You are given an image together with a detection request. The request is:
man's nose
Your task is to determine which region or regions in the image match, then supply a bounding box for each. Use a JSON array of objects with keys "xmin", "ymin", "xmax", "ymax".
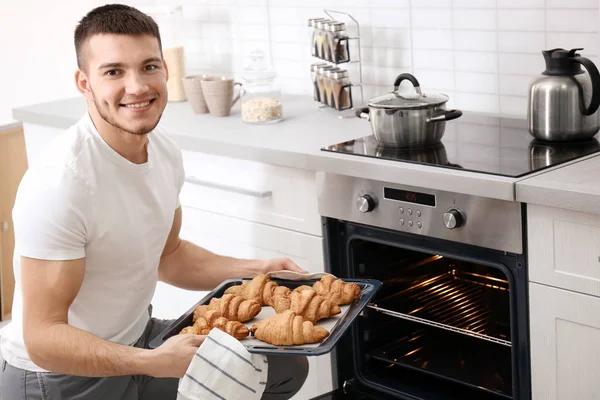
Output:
[{"xmin": 125, "ymin": 73, "xmax": 150, "ymax": 95}]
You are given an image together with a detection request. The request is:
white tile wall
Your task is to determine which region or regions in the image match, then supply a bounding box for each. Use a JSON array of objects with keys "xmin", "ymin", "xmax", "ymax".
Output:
[{"xmin": 145, "ymin": 0, "xmax": 600, "ymax": 118}]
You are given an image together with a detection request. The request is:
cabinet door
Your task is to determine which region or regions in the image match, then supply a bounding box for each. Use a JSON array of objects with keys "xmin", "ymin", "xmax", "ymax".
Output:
[
  {"xmin": 530, "ymin": 282, "xmax": 600, "ymax": 400},
  {"xmin": 180, "ymin": 150, "xmax": 321, "ymax": 236},
  {"xmin": 0, "ymin": 124, "xmax": 28, "ymax": 320},
  {"xmin": 528, "ymin": 204, "xmax": 600, "ymax": 297}
]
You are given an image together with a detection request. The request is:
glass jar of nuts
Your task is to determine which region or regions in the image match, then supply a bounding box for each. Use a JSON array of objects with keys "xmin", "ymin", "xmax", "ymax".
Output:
[{"xmin": 240, "ymin": 50, "xmax": 283, "ymax": 124}]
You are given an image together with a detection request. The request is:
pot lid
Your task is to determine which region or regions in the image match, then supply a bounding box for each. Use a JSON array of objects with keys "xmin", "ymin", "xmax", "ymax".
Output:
[{"xmin": 368, "ymin": 73, "xmax": 449, "ymax": 109}]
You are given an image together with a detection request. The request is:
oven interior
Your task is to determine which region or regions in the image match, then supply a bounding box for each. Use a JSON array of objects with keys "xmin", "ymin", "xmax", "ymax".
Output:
[{"xmin": 344, "ymin": 238, "xmax": 515, "ymax": 399}]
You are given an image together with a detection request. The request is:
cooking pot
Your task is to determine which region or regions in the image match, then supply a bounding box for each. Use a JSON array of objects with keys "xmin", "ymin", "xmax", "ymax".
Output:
[{"xmin": 356, "ymin": 73, "xmax": 463, "ymax": 148}]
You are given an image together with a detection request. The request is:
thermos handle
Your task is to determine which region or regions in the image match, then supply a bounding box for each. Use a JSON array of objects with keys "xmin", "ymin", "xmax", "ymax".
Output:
[{"xmin": 573, "ymin": 57, "xmax": 600, "ymax": 116}]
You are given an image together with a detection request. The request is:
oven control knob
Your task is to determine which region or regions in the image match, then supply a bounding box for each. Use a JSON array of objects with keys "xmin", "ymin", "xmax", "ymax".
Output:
[
  {"xmin": 356, "ymin": 195, "xmax": 375, "ymax": 213},
  {"xmin": 443, "ymin": 209, "xmax": 464, "ymax": 229}
]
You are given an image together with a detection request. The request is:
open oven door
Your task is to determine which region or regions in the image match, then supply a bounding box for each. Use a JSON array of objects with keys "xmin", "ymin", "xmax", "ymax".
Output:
[{"xmin": 310, "ymin": 379, "xmax": 397, "ymax": 400}]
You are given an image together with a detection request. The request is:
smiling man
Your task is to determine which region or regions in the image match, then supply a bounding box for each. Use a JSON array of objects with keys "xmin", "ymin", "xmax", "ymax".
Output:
[{"xmin": 0, "ymin": 4, "xmax": 308, "ymax": 400}]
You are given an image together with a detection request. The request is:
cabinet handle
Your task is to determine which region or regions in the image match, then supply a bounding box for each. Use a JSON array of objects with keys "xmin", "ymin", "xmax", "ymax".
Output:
[{"xmin": 184, "ymin": 176, "xmax": 272, "ymax": 198}]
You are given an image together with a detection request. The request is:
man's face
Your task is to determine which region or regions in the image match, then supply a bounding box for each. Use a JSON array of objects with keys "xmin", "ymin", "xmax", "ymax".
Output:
[{"xmin": 79, "ymin": 34, "xmax": 168, "ymax": 135}]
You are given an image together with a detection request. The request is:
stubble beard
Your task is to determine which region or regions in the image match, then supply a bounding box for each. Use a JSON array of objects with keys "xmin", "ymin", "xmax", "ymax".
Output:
[{"xmin": 90, "ymin": 88, "xmax": 165, "ymax": 136}]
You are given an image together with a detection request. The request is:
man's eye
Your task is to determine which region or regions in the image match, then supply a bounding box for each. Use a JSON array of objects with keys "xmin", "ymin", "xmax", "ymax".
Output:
[
  {"xmin": 105, "ymin": 70, "xmax": 119, "ymax": 76},
  {"xmin": 145, "ymin": 65, "xmax": 158, "ymax": 71}
]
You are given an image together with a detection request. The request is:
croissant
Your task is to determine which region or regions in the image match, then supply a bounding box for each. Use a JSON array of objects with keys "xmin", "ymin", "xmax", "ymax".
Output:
[
  {"xmin": 272, "ymin": 288, "xmax": 341, "ymax": 323},
  {"xmin": 179, "ymin": 326, "xmax": 201, "ymax": 335},
  {"xmin": 224, "ymin": 275, "xmax": 291, "ymax": 306},
  {"xmin": 250, "ymin": 310, "xmax": 329, "ymax": 346},
  {"xmin": 312, "ymin": 275, "xmax": 361, "ymax": 305},
  {"xmin": 293, "ymin": 285, "xmax": 313, "ymax": 294},
  {"xmin": 193, "ymin": 294, "xmax": 261, "ymax": 322},
  {"xmin": 190, "ymin": 310, "xmax": 249, "ymax": 339}
]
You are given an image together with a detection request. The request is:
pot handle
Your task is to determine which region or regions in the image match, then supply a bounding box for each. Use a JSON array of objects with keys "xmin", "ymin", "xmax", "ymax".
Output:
[
  {"xmin": 427, "ymin": 109, "xmax": 463, "ymax": 123},
  {"xmin": 394, "ymin": 73, "xmax": 422, "ymax": 95},
  {"xmin": 355, "ymin": 107, "xmax": 370, "ymax": 121},
  {"xmin": 572, "ymin": 56, "xmax": 600, "ymax": 116}
]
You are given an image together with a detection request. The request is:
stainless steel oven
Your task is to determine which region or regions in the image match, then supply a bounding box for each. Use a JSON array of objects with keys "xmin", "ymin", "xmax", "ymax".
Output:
[{"xmin": 311, "ymin": 173, "xmax": 531, "ymax": 400}]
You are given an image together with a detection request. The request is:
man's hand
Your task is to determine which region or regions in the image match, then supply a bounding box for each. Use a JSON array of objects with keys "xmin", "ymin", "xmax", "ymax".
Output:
[
  {"xmin": 146, "ymin": 334, "xmax": 206, "ymax": 378},
  {"xmin": 259, "ymin": 257, "xmax": 308, "ymax": 275}
]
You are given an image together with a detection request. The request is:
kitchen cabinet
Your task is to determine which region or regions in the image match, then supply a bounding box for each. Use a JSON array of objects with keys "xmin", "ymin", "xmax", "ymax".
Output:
[
  {"xmin": 180, "ymin": 150, "xmax": 321, "ymax": 236},
  {"xmin": 0, "ymin": 123, "xmax": 28, "ymax": 321},
  {"xmin": 529, "ymin": 282, "xmax": 600, "ymax": 400},
  {"xmin": 528, "ymin": 204, "xmax": 600, "ymax": 297}
]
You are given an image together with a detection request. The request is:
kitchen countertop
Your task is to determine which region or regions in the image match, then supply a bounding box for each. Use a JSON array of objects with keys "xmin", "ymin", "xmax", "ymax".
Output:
[
  {"xmin": 516, "ymin": 155, "xmax": 600, "ymax": 214},
  {"xmin": 12, "ymin": 94, "xmax": 600, "ymax": 205}
]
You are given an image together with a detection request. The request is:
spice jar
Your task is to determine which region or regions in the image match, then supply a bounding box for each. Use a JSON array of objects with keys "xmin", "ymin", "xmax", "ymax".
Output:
[
  {"xmin": 324, "ymin": 68, "xmax": 339, "ymax": 108},
  {"xmin": 329, "ymin": 22, "xmax": 349, "ymax": 63},
  {"xmin": 311, "ymin": 63, "xmax": 327, "ymax": 102},
  {"xmin": 332, "ymin": 69, "xmax": 352, "ymax": 110},
  {"xmin": 322, "ymin": 20, "xmax": 339, "ymax": 61},
  {"xmin": 308, "ymin": 18, "xmax": 326, "ymax": 57},
  {"xmin": 317, "ymin": 65, "xmax": 335, "ymax": 106},
  {"xmin": 315, "ymin": 20, "xmax": 331, "ymax": 60},
  {"xmin": 241, "ymin": 50, "xmax": 283, "ymax": 124}
]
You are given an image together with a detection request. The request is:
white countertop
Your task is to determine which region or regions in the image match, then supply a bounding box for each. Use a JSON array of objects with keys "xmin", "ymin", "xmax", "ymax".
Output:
[
  {"xmin": 516, "ymin": 155, "xmax": 600, "ymax": 214},
  {"xmin": 12, "ymin": 94, "xmax": 600, "ymax": 206}
]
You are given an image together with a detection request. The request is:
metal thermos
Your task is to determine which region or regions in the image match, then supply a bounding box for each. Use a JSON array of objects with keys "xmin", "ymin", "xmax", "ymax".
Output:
[{"xmin": 528, "ymin": 48, "xmax": 600, "ymax": 142}]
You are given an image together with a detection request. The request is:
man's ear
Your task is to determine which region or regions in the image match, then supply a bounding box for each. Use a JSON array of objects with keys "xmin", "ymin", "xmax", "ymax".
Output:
[{"xmin": 75, "ymin": 69, "xmax": 93, "ymax": 100}]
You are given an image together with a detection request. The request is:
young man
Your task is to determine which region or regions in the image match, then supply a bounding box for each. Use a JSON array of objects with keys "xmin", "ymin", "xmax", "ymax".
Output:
[{"xmin": 0, "ymin": 4, "xmax": 308, "ymax": 399}]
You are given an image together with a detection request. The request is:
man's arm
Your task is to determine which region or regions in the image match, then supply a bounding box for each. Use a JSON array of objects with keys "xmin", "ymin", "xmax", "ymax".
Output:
[
  {"xmin": 22, "ymin": 256, "xmax": 203, "ymax": 377},
  {"xmin": 158, "ymin": 207, "xmax": 304, "ymax": 290}
]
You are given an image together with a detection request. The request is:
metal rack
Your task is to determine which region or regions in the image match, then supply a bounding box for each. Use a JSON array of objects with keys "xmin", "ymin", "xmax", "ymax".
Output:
[
  {"xmin": 311, "ymin": 9, "xmax": 364, "ymax": 119},
  {"xmin": 368, "ymin": 270, "xmax": 512, "ymax": 347}
]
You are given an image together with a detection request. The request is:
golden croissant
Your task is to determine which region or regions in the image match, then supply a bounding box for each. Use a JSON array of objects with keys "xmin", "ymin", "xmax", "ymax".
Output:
[
  {"xmin": 250, "ymin": 310, "xmax": 329, "ymax": 346},
  {"xmin": 292, "ymin": 285, "xmax": 313, "ymax": 294},
  {"xmin": 272, "ymin": 288, "xmax": 341, "ymax": 323},
  {"xmin": 312, "ymin": 275, "xmax": 361, "ymax": 305},
  {"xmin": 224, "ymin": 275, "xmax": 291, "ymax": 306},
  {"xmin": 181, "ymin": 310, "xmax": 249, "ymax": 340},
  {"xmin": 193, "ymin": 294, "xmax": 261, "ymax": 322}
]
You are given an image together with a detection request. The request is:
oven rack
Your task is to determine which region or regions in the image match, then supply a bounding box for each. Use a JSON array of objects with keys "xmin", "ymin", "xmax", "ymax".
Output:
[{"xmin": 368, "ymin": 270, "xmax": 511, "ymax": 347}]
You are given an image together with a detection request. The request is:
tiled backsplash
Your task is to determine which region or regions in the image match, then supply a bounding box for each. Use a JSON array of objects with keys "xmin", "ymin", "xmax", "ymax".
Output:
[{"xmin": 147, "ymin": 0, "xmax": 600, "ymax": 117}]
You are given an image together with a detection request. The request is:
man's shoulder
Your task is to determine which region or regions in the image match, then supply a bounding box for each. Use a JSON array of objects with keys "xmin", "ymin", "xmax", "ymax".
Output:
[{"xmin": 25, "ymin": 116, "xmax": 95, "ymax": 193}]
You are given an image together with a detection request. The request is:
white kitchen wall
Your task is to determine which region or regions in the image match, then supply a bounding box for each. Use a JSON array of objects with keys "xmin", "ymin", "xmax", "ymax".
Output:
[
  {"xmin": 1, "ymin": 0, "xmax": 599, "ymax": 124},
  {"xmin": 151, "ymin": 0, "xmax": 600, "ymax": 118}
]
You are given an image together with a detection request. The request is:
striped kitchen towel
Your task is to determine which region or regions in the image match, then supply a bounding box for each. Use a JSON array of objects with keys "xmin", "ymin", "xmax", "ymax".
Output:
[{"xmin": 177, "ymin": 327, "xmax": 269, "ymax": 400}]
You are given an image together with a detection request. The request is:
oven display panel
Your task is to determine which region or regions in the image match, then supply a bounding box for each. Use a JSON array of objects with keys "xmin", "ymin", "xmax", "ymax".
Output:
[{"xmin": 384, "ymin": 187, "xmax": 436, "ymax": 207}]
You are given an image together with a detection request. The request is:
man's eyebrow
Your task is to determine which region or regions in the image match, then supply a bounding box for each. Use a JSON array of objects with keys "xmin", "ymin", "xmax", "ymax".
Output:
[
  {"xmin": 97, "ymin": 58, "xmax": 162, "ymax": 70},
  {"xmin": 98, "ymin": 62, "xmax": 124, "ymax": 70},
  {"xmin": 142, "ymin": 57, "xmax": 163, "ymax": 64}
]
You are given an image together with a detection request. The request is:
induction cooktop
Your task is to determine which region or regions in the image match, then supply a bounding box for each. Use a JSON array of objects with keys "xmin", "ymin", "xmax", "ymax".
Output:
[{"xmin": 321, "ymin": 113, "xmax": 600, "ymax": 178}]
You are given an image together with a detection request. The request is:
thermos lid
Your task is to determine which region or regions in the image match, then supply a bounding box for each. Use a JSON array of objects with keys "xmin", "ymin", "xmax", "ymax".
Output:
[{"xmin": 542, "ymin": 48, "xmax": 585, "ymax": 76}]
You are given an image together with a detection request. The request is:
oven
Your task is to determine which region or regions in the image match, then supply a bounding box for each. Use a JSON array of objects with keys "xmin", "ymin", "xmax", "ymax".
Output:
[{"xmin": 311, "ymin": 173, "xmax": 531, "ymax": 400}]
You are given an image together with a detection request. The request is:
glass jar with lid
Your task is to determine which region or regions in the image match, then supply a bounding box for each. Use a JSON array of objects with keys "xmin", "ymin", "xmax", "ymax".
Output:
[
  {"xmin": 241, "ymin": 50, "xmax": 283, "ymax": 124},
  {"xmin": 143, "ymin": 5, "xmax": 186, "ymax": 102}
]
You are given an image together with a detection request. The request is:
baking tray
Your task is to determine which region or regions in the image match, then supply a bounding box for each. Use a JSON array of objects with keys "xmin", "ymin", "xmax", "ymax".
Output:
[{"xmin": 148, "ymin": 277, "xmax": 381, "ymax": 356}]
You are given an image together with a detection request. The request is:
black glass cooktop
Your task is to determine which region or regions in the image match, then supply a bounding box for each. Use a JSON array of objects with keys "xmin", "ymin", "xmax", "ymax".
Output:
[{"xmin": 322, "ymin": 113, "xmax": 600, "ymax": 178}]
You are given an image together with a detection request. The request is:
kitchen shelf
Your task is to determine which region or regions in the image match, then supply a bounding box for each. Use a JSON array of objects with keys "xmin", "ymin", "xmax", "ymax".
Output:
[
  {"xmin": 368, "ymin": 269, "xmax": 511, "ymax": 346},
  {"xmin": 368, "ymin": 322, "xmax": 513, "ymax": 398}
]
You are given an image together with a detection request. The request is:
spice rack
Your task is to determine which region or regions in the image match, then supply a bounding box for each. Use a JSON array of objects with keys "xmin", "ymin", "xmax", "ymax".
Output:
[{"xmin": 309, "ymin": 9, "xmax": 364, "ymax": 119}]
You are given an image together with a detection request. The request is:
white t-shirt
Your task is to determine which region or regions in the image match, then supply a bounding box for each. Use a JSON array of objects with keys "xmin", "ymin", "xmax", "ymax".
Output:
[{"xmin": 1, "ymin": 112, "xmax": 184, "ymax": 372}]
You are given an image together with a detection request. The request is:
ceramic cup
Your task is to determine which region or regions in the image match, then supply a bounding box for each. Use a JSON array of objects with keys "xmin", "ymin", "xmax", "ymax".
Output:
[
  {"xmin": 200, "ymin": 77, "xmax": 243, "ymax": 117},
  {"xmin": 183, "ymin": 74, "xmax": 212, "ymax": 114}
]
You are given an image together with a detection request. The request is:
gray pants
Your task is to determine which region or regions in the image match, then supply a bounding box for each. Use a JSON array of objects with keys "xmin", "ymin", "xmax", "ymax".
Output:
[{"xmin": 0, "ymin": 316, "xmax": 308, "ymax": 400}]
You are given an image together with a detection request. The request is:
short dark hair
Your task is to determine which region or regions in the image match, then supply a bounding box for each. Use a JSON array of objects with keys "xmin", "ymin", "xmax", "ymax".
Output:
[{"xmin": 74, "ymin": 4, "xmax": 162, "ymax": 70}]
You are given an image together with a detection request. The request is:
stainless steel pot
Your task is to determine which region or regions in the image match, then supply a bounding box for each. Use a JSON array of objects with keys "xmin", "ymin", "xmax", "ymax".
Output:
[{"xmin": 356, "ymin": 73, "xmax": 462, "ymax": 148}]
